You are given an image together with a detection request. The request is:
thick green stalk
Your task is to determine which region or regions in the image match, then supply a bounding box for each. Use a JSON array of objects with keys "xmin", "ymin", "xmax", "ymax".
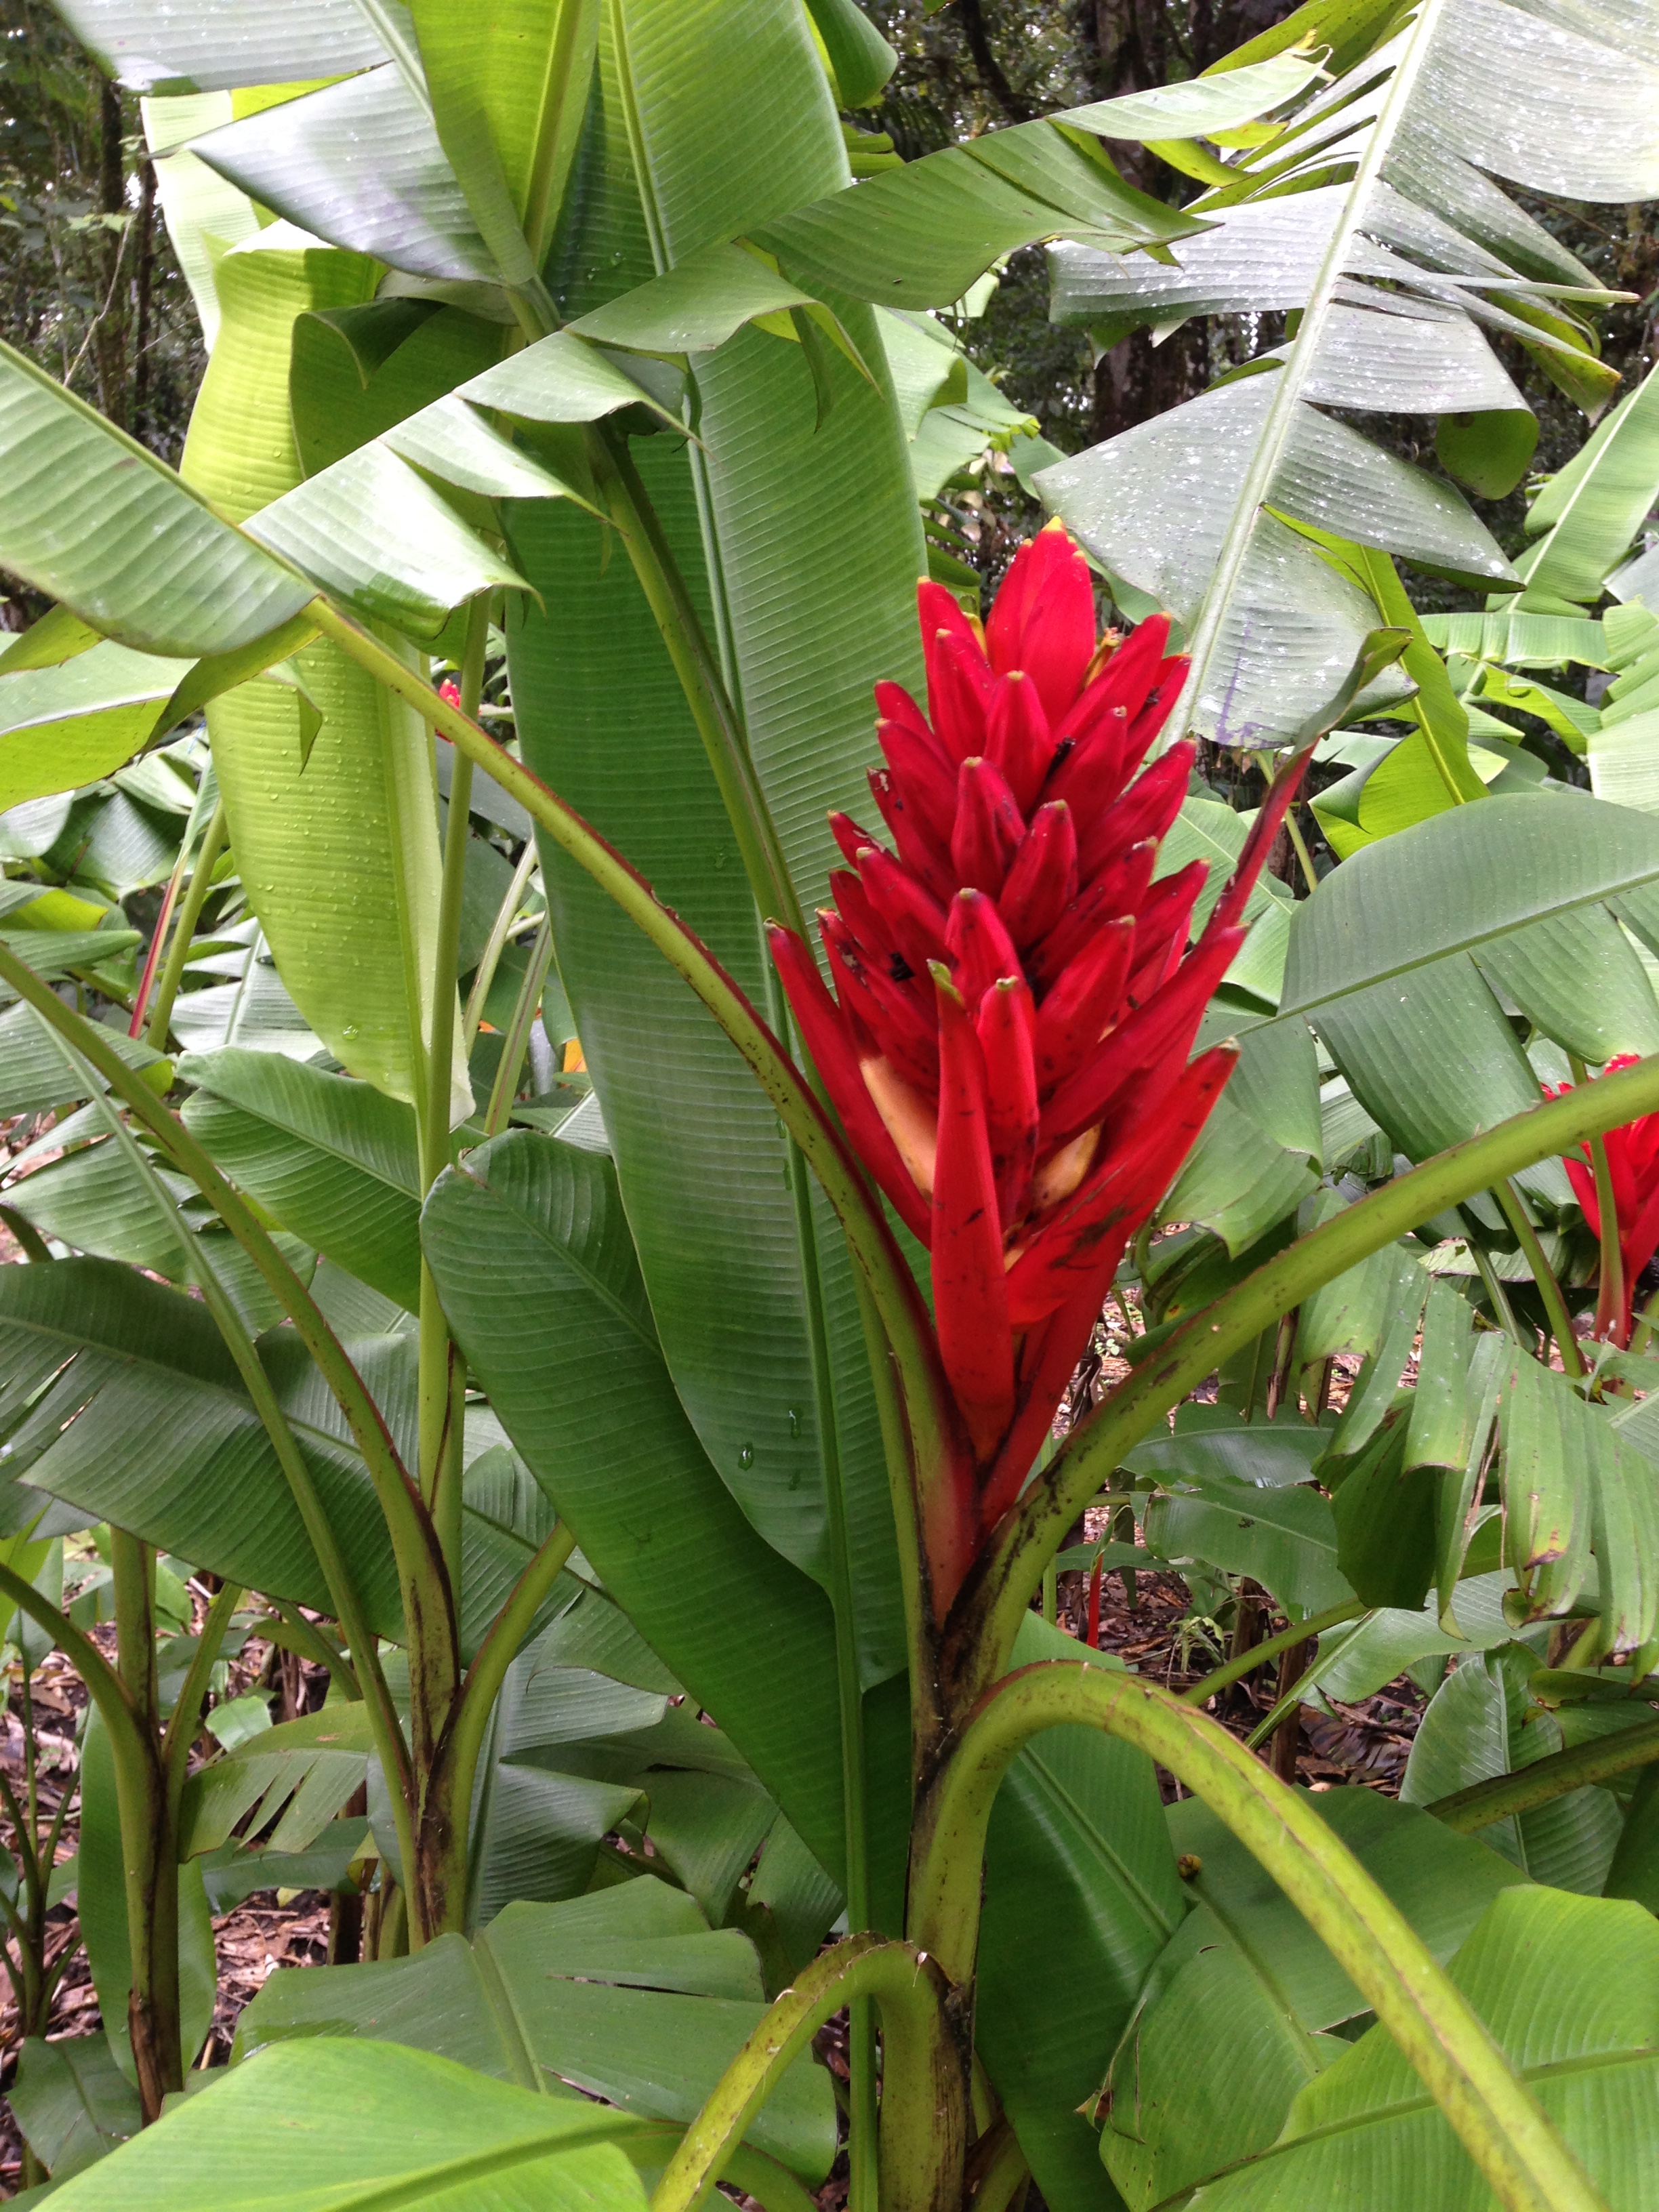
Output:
[
  {"xmin": 1429, "ymin": 1716, "xmax": 1659, "ymax": 1830},
  {"xmin": 29, "ymin": 1530, "xmax": 180, "ymax": 2118},
  {"xmin": 960, "ymin": 1054, "xmax": 1659, "ymax": 1694},
  {"xmin": 162, "ymin": 1579, "xmax": 243, "ymax": 1804},
  {"xmin": 1176, "ymin": 1599, "xmax": 1362, "ymax": 1705},
  {"xmin": 483, "ymin": 912, "xmax": 554, "ymax": 1136},
  {"xmin": 771, "ymin": 983, "xmax": 879, "ymax": 2212},
  {"xmin": 430, "ymin": 1521, "xmax": 576, "ymax": 1931},
  {"xmin": 303, "ymin": 600, "xmax": 960, "ymax": 1542},
  {"xmin": 910, "ymin": 1661, "xmax": 1606, "ymax": 2212},
  {"xmin": 420, "ymin": 598, "xmax": 490, "ymax": 1598},
  {"xmin": 463, "ymin": 840, "xmax": 538, "ymax": 1053},
  {"xmin": 1493, "ymin": 1179, "xmax": 1585, "ymax": 1378},
  {"xmin": 1571, "ymin": 1056, "xmax": 1626, "ymax": 1343},
  {"xmin": 651, "ymin": 1936, "xmax": 964, "ymax": 2212},
  {"xmin": 110, "ymin": 1531, "xmax": 158, "ymax": 1717},
  {"xmin": 144, "ymin": 801, "xmax": 228, "ymax": 1050}
]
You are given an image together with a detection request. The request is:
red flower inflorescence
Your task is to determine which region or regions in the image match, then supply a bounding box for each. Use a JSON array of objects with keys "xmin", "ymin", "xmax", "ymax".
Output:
[
  {"xmin": 1555, "ymin": 1053, "xmax": 1659, "ymax": 1346},
  {"xmin": 769, "ymin": 523, "xmax": 1306, "ymax": 1590}
]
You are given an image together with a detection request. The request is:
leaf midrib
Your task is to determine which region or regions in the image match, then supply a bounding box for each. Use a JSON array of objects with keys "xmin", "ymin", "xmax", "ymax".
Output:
[
  {"xmin": 477, "ymin": 1176, "xmax": 659, "ymax": 1355},
  {"xmin": 5, "ymin": 1316, "xmax": 380, "ymax": 1482},
  {"xmin": 1280, "ymin": 851, "xmax": 1659, "ymax": 1019},
  {"xmin": 190, "ymin": 1077, "xmax": 420, "ymax": 1200},
  {"xmin": 1015, "ymin": 1744, "xmax": 1183, "ymax": 1946}
]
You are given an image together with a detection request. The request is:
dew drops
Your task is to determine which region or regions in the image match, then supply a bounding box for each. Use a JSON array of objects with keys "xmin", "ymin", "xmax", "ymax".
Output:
[
  {"xmin": 787, "ymin": 1408, "xmax": 801, "ymax": 1439},
  {"xmin": 738, "ymin": 1442, "xmax": 754, "ymax": 1469}
]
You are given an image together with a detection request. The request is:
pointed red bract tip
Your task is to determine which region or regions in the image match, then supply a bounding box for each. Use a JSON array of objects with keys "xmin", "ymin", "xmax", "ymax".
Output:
[{"xmin": 931, "ymin": 976, "xmax": 1016, "ymax": 1457}]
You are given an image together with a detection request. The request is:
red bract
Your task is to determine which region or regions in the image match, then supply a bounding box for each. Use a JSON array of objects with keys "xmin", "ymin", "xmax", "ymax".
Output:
[
  {"xmin": 769, "ymin": 523, "xmax": 1307, "ymax": 1601},
  {"xmin": 1554, "ymin": 1053, "xmax": 1659, "ymax": 1345}
]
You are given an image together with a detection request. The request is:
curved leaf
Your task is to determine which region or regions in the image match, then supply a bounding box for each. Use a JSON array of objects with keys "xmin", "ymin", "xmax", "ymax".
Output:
[
  {"xmin": 232, "ymin": 1879, "xmax": 836, "ymax": 2182},
  {"xmin": 1191, "ymin": 1887, "xmax": 1659, "ymax": 2209},
  {"xmin": 43, "ymin": 2040, "xmax": 649, "ymax": 2212},
  {"xmin": 0, "ymin": 1258, "xmax": 403, "ymax": 1636},
  {"xmin": 1277, "ymin": 794, "xmax": 1659, "ymax": 1158},
  {"xmin": 179, "ymin": 232, "xmax": 468, "ymax": 1115},
  {"xmin": 180, "ymin": 1048, "xmax": 424, "ymax": 1310}
]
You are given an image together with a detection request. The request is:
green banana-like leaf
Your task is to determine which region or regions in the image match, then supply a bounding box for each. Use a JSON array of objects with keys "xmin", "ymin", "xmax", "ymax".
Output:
[
  {"xmin": 420, "ymin": 1131, "xmax": 888, "ymax": 1906},
  {"xmin": 179, "ymin": 1048, "xmax": 424, "ymax": 1310},
  {"xmin": 1191, "ymin": 1886, "xmax": 1659, "ymax": 2208},
  {"xmin": 1521, "ymin": 357, "xmax": 1659, "ymax": 609},
  {"xmin": 977, "ymin": 1620, "xmax": 1187, "ymax": 2212},
  {"xmin": 1277, "ymin": 794, "xmax": 1659, "ymax": 1161},
  {"xmin": 0, "ymin": 642, "xmax": 194, "ymax": 808},
  {"xmin": 504, "ymin": 1, "xmax": 912, "ymax": 1713},
  {"xmin": 1101, "ymin": 1788, "xmax": 1529, "ymax": 2211},
  {"xmin": 0, "ymin": 1258, "xmax": 403, "ymax": 1635},
  {"xmin": 142, "ymin": 90, "xmax": 263, "ymax": 350},
  {"xmin": 178, "ymin": 230, "xmax": 469, "ymax": 1116},
  {"xmin": 192, "ymin": 68, "xmax": 499, "ymax": 283},
  {"xmin": 53, "ymin": 0, "xmax": 388, "ymax": 90},
  {"xmin": 232, "ymin": 1879, "xmax": 836, "ymax": 2182},
  {"xmin": 43, "ymin": 2041, "xmax": 650, "ymax": 2212},
  {"xmin": 1038, "ymin": 0, "xmax": 1657, "ymax": 743},
  {"xmin": 179, "ymin": 1703, "xmax": 377, "ymax": 1859},
  {"xmin": 1403, "ymin": 1645, "xmax": 1626, "ymax": 1892},
  {"xmin": 0, "ymin": 337, "xmax": 312, "ymax": 657},
  {"xmin": 410, "ymin": 0, "xmax": 598, "ymax": 286},
  {"xmin": 9, "ymin": 2033, "xmax": 139, "ymax": 2183}
]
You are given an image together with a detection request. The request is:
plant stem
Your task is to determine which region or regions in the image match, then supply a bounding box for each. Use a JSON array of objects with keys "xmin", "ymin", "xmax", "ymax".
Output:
[
  {"xmin": 1428, "ymin": 1716, "xmax": 1659, "ymax": 1831},
  {"xmin": 428, "ymin": 1521, "xmax": 577, "ymax": 1935},
  {"xmin": 463, "ymin": 841, "xmax": 538, "ymax": 1053},
  {"xmin": 1492, "ymin": 1179, "xmax": 1585, "ymax": 1378},
  {"xmin": 1570, "ymin": 1055, "xmax": 1625, "ymax": 1343},
  {"xmin": 651, "ymin": 1935, "xmax": 962, "ymax": 2212},
  {"xmin": 144, "ymin": 801, "xmax": 228, "ymax": 1049},
  {"xmin": 419, "ymin": 598, "xmax": 489, "ymax": 1597},
  {"xmin": 129, "ymin": 851, "xmax": 187, "ymax": 1040},
  {"xmin": 483, "ymin": 912, "xmax": 554, "ymax": 1136},
  {"xmin": 161, "ymin": 1579, "xmax": 242, "ymax": 1803},
  {"xmin": 1177, "ymin": 1599, "xmax": 1362, "ymax": 1704},
  {"xmin": 964, "ymin": 1054, "xmax": 1659, "ymax": 1691},
  {"xmin": 106, "ymin": 1530, "xmax": 184, "ymax": 2118},
  {"xmin": 1471, "ymin": 1239, "xmax": 1523, "ymax": 1341},
  {"xmin": 910, "ymin": 1660, "xmax": 1605, "ymax": 2212}
]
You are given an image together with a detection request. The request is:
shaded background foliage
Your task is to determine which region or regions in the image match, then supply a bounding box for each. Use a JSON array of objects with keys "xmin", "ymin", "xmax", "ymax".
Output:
[{"xmin": 0, "ymin": 0, "xmax": 201, "ymax": 546}]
